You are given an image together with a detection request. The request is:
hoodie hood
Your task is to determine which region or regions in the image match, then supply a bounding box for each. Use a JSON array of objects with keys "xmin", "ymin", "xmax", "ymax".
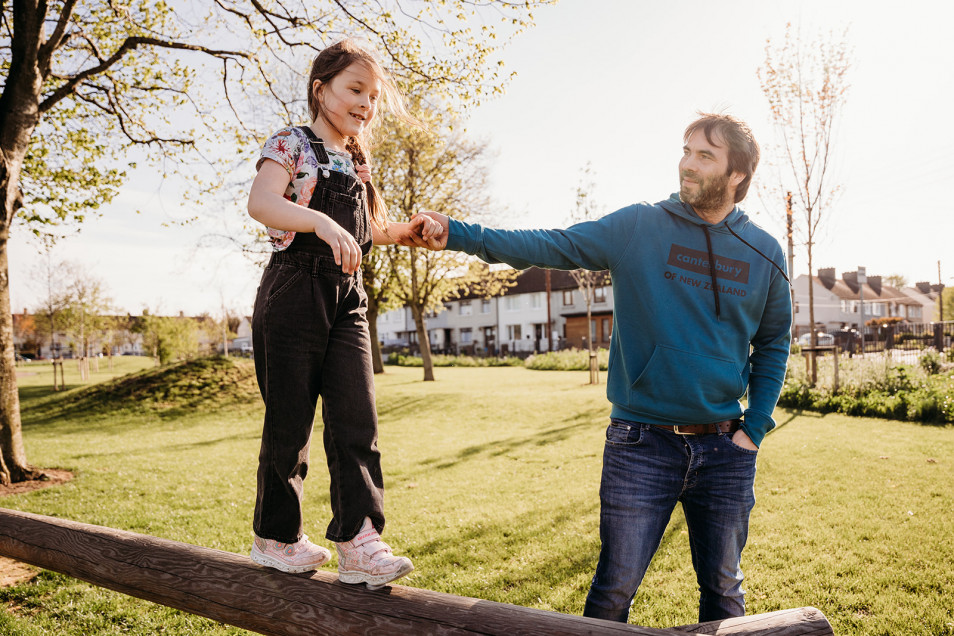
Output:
[{"xmin": 658, "ymin": 192, "xmax": 747, "ymax": 230}]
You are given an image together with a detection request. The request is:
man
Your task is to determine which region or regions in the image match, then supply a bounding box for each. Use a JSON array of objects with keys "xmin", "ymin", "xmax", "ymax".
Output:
[{"xmin": 404, "ymin": 113, "xmax": 792, "ymax": 623}]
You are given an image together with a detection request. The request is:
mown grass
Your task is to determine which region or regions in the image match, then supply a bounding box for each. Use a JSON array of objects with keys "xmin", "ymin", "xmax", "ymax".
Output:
[{"xmin": 3, "ymin": 359, "xmax": 954, "ymax": 635}]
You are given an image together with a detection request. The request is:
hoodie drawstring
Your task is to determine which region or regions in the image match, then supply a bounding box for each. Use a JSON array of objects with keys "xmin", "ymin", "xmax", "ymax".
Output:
[
  {"xmin": 725, "ymin": 221, "xmax": 791, "ymax": 284},
  {"xmin": 702, "ymin": 226, "xmax": 721, "ymax": 318}
]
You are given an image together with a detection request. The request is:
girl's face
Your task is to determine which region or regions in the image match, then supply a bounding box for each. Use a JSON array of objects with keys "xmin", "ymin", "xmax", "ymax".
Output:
[{"xmin": 314, "ymin": 62, "xmax": 381, "ymax": 143}]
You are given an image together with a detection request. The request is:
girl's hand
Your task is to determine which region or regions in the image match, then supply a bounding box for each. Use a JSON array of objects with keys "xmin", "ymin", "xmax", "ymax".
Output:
[{"xmin": 315, "ymin": 215, "xmax": 362, "ymax": 273}]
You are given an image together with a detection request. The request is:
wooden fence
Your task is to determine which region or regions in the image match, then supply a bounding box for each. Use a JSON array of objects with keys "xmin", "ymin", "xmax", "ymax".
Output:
[{"xmin": 0, "ymin": 508, "xmax": 833, "ymax": 636}]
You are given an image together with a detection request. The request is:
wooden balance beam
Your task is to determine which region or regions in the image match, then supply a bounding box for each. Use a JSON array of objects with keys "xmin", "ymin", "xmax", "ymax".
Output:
[{"xmin": 0, "ymin": 508, "xmax": 832, "ymax": 635}]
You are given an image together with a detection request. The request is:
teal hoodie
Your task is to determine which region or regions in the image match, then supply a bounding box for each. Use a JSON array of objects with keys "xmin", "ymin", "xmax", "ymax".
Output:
[{"xmin": 446, "ymin": 194, "xmax": 792, "ymax": 447}]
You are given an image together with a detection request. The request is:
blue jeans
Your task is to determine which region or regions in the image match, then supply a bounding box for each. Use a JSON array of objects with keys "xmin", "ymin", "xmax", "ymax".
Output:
[{"xmin": 583, "ymin": 419, "xmax": 757, "ymax": 623}]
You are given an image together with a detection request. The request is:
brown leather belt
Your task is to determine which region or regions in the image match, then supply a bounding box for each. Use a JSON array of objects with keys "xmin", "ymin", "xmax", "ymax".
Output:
[{"xmin": 653, "ymin": 419, "xmax": 741, "ymax": 435}]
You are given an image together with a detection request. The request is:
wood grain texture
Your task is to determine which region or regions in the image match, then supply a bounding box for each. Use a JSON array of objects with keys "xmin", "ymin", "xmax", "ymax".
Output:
[{"xmin": 0, "ymin": 508, "xmax": 831, "ymax": 635}]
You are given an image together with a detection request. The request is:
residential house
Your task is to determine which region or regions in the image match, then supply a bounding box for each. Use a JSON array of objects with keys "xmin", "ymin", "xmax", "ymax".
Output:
[
  {"xmin": 376, "ymin": 267, "xmax": 615, "ymax": 355},
  {"xmin": 900, "ymin": 281, "xmax": 944, "ymax": 322},
  {"xmin": 792, "ymin": 268, "xmax": 930, "ymax": 336}
]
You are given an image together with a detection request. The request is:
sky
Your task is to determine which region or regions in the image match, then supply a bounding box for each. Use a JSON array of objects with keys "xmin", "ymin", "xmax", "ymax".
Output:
[{"xmin": 8, "ymin": 0, "xmax": 954, "ymax": 317}]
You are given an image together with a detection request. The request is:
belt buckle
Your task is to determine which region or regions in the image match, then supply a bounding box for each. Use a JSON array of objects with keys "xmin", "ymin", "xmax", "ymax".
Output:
[{"xmin": 671, "ymin": 425, "xmax": 691, "ymax": 435}]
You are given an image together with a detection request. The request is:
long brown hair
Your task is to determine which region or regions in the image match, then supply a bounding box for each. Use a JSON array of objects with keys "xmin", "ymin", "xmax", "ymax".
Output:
[{"xmin": 307, "ymin": 39, "xmax": 412, "ymax": 233}]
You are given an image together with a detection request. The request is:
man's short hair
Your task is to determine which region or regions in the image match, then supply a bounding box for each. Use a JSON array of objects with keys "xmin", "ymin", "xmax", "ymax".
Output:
[{"xmin": 684, "ymin": 113, "xmax": 760, "ymax": 203}]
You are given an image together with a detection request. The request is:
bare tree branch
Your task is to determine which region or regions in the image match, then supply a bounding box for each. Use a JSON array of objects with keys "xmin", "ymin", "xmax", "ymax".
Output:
[{"xmin": 38, "ymin": 36, "xmax": 254, "ymax": 114}]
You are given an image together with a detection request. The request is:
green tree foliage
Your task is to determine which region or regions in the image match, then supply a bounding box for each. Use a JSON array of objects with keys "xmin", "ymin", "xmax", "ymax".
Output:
[
  {"xmin": 373, "ymin": 101, "xmax": 515, "ymax": 381},
  {"xmin": 941, "ymin": 286, "xmax": 953, "ymax": 323},
  {"xmin": 58, "ymin": 267, "xmax": 114, "ymax": 359},
  {"xmin": 134, "ymin": 313, "xmax": 200, "ymax": 365},
  {"xmin": 0, "ymin": 0, "xmax": 553, "ymax": 483}
]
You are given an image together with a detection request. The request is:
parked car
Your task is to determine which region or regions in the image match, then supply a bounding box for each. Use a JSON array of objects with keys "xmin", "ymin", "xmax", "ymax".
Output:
[{"xmin": 798, "ymin": 332, "xmax": 835, "ymax": 347}]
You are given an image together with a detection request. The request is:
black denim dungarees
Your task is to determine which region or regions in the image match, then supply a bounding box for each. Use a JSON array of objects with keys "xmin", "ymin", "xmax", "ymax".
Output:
[{"xmin": 251, "ymin": 127, "xmax": 383, "ymax": 544}]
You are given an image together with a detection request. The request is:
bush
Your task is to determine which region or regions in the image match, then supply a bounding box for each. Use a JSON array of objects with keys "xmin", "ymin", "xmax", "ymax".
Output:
[
  {"xmin": 524, "ymin": 348, "xmax": 609, "ymax": 371},
  {"xmin": 920, "ymin": 349, "xmax": 942, "ymax": 375},
  {"xmin": 386, "ymin": 353, "xmax": 524, "ymax": 368},
  {"xmin": 778, "ymin": 351, "xmax": 954, "ymax": 424}
]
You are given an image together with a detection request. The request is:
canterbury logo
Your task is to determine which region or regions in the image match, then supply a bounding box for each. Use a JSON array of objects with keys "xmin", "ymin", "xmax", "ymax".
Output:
[{"xmin": 666, "ymin": 244, "xmax": 750, "ymax": 284}]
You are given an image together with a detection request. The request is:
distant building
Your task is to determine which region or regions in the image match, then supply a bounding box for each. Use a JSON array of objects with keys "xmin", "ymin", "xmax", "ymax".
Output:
[
  {"xmin": 376, "ymin": 268, "xmax": 614, "ymax": 355},
  {"xmin": 792, "ymin": 268, "xmax": 936, "ymax": 336}
]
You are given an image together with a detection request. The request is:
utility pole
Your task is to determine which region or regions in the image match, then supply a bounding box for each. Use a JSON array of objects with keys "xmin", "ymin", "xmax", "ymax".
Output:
[
  {"xmin": 858, "ymin": 266, "xmax": 866, "ymax": 356},
  {"xmin": 939, "ymin": 260, "xmax": 945, "ymax": 323},
  {"xmin": 545, "ymin": 269, "xmax": 553, "ymax": 351}
]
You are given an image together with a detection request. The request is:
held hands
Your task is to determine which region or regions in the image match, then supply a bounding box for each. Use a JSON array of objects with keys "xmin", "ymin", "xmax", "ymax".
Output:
[{"xmin": 396, "ymin": 211, "xmax": 449, "ymax": 250}]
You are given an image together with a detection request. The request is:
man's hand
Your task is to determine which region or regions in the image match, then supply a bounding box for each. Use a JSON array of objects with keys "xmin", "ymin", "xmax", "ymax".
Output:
[
  {"xmin": 732, "ymin": 428, "xmax": 758, "ymax": 451},
  {"xmin": 398, "ymin": 211, "xmax": 449, "ymax": 250}
]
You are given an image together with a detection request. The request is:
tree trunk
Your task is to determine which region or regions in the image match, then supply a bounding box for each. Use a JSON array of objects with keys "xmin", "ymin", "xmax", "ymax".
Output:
[
  {"xmin": 0, "ymin": 235, "xmax": 43, "ymax": 485},
  {"xmin": 367, "ymin": 294, "xmax": 384, "ymax": 374},
  {"xmin": 410, "ymin": 305, "xmax": 434, "ymax": 382},
  {"xmin": 585, "ymin": 289, "xmax": 598, "ymax": 385},
  {"xmin": 807, "ymin": 247, "xmax": 817, "ymax": 386}
]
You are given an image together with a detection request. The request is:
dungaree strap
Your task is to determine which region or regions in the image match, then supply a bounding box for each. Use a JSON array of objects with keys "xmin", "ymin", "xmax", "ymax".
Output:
[{"xmin": 298, "ymin": 125, "xmax": 331, "ymax": 165}]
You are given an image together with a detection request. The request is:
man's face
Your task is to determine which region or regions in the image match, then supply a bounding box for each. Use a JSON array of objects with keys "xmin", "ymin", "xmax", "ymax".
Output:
[{"xmin": 678, "ymin": 128, "xmax": 739, "ymax": 212}]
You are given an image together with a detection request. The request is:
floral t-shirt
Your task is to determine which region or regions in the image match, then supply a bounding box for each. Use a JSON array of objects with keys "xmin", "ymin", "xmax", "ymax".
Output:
[{"xmin": 257, "ymin": 126, "xmax": 358, "ymax": 251}]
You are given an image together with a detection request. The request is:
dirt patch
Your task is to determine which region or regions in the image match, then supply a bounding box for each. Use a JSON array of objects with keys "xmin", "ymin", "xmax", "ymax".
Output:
[
  {"xmin": 0, "ymin": 557, "xmax": 37, "ymax": 587},
  {"xmin": 0, "ymin": 468, "xmax": 73, "ymax": 587},
  {"xmin": 0, "ymin": 468, "xmax": 73, "ymax": 498}
]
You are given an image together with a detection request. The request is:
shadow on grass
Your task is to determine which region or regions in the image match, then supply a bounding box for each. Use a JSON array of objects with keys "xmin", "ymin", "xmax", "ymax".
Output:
[
  {"xmin": 408, "ymin": 497, "xmax": 602, "ymax": 607},
  {"xmin": 413, "ymin": 407, "xmax": 606, "ymax": 472}
]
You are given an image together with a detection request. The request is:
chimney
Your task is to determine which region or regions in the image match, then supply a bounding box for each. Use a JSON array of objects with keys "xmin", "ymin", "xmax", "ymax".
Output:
[
  {"xmin": 818, "ymin": 267, "xmax": 836, "ymax": 290},
  {"xmin": 868, "ymin": 276, "xmax": 882, "ymax": 296},
  {"xmin": 842, "ymin": 271, "xmax": 859, "ymax": 294},
  {"xmin": 915, "ymin": 282, "xmax": 931, "ymax": 294}
]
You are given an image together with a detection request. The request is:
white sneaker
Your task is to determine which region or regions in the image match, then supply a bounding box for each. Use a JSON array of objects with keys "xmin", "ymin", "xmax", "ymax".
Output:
[
  {"xmin": 336, "ymin": 518, "xmax": 414, "ymax": 590},
  {"xmin": 250, "ymin": 534, "xmax": 331, "ymax": 573}
]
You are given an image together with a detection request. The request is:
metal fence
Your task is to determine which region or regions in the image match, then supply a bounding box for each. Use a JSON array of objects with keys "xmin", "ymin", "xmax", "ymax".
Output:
[{"xmin": 854, "ymin": 321, "xmax": 953, "ymax": 356}]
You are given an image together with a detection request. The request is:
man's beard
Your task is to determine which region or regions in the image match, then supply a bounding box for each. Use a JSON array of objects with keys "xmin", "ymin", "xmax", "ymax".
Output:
[{"xmin": 680, "ymin": 170, "xmax": 732, "ymax": 214}]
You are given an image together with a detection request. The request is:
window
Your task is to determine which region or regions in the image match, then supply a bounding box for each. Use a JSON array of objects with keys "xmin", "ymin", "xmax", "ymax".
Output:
[
  {"xmin": 530, "ymin": 292, "xmax": 544, "ymax": 309},
  {"xmin": 562, "ymin": 290, "xmax": 574, "ymax": 306},
  {"xmin": 594, "ymin": 286, "xmax": 607, "ymax": 303},
  {"xmin": 508, "ymin": 324, "xmax": 522, "ymax": 340},
  {"xmin": 459, "ymin": 300, "xmax": 472, "ymax": 316},
  {"xmin": 504, "ymin": 296, "xmax": 520, "ymax": 311},
  {"xmin": 590, "ymin": 319, "xmax": 597, "ymax": 343},
  {"xmin": 481, "ymin": 299, "xmax": 492, "ymax": 314},
  {"xmin": 460, "ymin": 328, "xmax": 473, "ymax": 344},
  {"xmin": 602, "ymin": 318, "xmax": 611, "ymax": 342}
]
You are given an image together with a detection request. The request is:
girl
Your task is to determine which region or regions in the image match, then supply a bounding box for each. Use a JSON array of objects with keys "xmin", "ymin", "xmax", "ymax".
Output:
[{"xmin": 246, "ymin": 39, "xmax": 439, "ymax": 589}]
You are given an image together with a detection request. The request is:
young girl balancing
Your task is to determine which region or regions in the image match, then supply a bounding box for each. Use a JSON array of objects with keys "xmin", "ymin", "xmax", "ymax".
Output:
[{"xmin": 246, "ymin": 39, "xmax": 439, "ymax": 589}]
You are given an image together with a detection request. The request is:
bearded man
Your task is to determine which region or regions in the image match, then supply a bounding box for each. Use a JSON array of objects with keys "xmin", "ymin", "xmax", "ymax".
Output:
[{"xmin": 405, "ymin": 113, "xmax": 792, "ymax": 624}]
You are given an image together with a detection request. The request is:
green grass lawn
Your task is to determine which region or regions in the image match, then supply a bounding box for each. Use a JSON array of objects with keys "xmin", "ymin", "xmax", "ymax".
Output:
[{"xmin": 3, "ymin": 359, "xmax": 953, "ymax": 635}]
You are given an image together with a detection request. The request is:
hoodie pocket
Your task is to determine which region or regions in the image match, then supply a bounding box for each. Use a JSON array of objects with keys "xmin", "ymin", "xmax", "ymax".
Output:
[{"xmin": 630, "ymin": 345, "xmax": 744, "ymax": 422}]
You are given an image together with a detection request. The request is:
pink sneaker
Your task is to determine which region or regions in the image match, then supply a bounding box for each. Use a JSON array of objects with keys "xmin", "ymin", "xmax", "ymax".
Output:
[
  {"xmin": 336, "ymin": 518, "xmax": 414, "ymax": 590},
  {"xmin": 250, "ymin": 534, "xmax": 331, "ymax": 573}
]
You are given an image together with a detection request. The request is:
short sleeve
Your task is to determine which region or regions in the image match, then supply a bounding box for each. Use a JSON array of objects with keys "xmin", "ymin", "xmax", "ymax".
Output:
[{"xmin": 257, "ymin": 127, "xmax": 306, "ymax": 175}]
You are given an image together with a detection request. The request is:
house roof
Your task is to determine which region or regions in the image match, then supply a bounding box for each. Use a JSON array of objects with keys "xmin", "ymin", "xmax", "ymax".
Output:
[
  {"xmin": 458, "ymin": 267, "xmax": 604, "ymax": 299},
  {"xmin": 811, "ymin": 270, "xmax": 919, "ymax": 305}
]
